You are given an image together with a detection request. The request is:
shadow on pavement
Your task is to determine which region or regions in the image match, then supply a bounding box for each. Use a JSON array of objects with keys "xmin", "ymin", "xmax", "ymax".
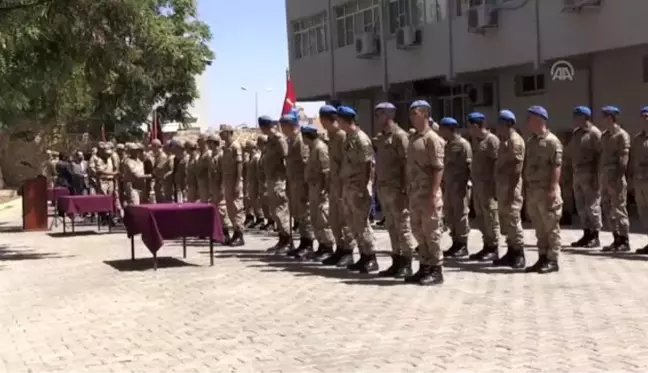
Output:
[
  {"xmin": 48, "ymin": 231, "xmax": 100, "ymax": 238},
  {"xmin": 103, "ymin": 257, "xmax": 198, "ymax": 271},
  {"xmin": 205, "ymin": 249, "xmax": 268, "ymax": 259},
  {"xmin": 257, "ymin": 260, "xmax": 379, "ymax": 280},
  {"xmin": 444, "ymin": 260, "xmax": 524, "ymax": 274},
  {"xmin": 562, "ymin": 248, "xmax": 648, "ymax": 262},
  {"xmin": 0, "ymin": 225, "xmax": 23, "ymax": 233},
  {"xmin": 0, "ymin": 244, "xmax": 72, "ymax": 262}
]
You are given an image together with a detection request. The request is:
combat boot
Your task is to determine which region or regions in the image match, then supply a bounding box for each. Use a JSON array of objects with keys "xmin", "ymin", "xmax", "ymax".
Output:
[
  {"xmin": 395, "ymin": 256, "xmax": 413, "ymax": 278},
  {"xmin": 260, "ymin": 219, "xmax": 274, "ymax": 231},
  {"xmin": 250, "ymin": 217, "xmax": 264, "ymax": 228},
  {"xmin": 493, "ymin": 246, "xmax": 526, "ymax": 269},
  {"xmin": 586, "ymin": 230, "xmax": 601, "ymax": 248},
  {"xmin": 442, "ymin": 241, "xmax": 458, "ymax": 258},
  {"xmin": 447, "ymin": 241, "xmax": 469, "ymax": 258},
  {"xmin": 636, "ymin": 244, "xmax": 648, "ymax": 255},
  {"xmin": 244, "ymin": 215, "xmax": 254, "ymax": 227},
  {"xmin": 228, "ymin": 230, "xmax": 245, "ymax": 247},
  {"xmin": 538, "ymin": 258, "xmax": 559, "ymax": 274},
  {"xmin": 405, "ymin": 264, "xmax": 428, "ymax": 284},
  {"xmin": 616, "ymin": 235, "xmax": 631, "ymax": 252},
  {"xmin": 468, "ymin": 244, "xmax": 498, "ymax": 261},
  {"xmin": 308, "ymin": 243, "xmax": 334, "ymax": 261},
  {"xmin": 419, "ymin": 265, "xmax": 444, "ymax": 286},
  {"xmin": 378, "ymin": 255, "xmax": 402, "ymax": 277},
  {"xmin": 335, "ymin": 249, "xmax": 355, "ymax": 268},
  {"xmin": 290, "ymin": 238, "xmax": 314, "ymax": 260},
  {"xmin": 272, "ymin": 234, "xmax": 291, "ymax": 256},
  {"xmin": 347, "ymin": 254, "xmax": 378, "ymax": 273},
  {"xmin": 222, "ymin": 227, "xmax": 232, "ymax": 246},
  {"xmin": 570, "ymin": 229, "xmax": 591, "ymax": 248},
  {"xmin": 492, "ymin": 246, "xmax": 515, "ymax": 267},
  {"xmin": 524, "ymin": 255, "xmax": 547, "ymax": 273},
  {"xmin": 322, "ymin": 246, "xmax": 344, "ymax": 265},
  {"xmin": 602, "ymin": 232, "xmax": 620, "ymax": 252}
]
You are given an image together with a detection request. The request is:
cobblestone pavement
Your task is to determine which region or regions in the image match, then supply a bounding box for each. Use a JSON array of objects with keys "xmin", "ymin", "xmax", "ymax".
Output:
[{"xmin": 2, "ymin": 201, "xmax": 648, "ymax": 372}]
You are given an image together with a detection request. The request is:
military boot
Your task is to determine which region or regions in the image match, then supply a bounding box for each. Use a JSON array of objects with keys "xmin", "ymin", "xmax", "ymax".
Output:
[
  {"xmin": 378, "ymin": 255, "xmax": 402, "ymax": 277},
  {"xmin": 405, "ymin": 264, "xmax": 428, "ymax": 284},
  {"xmin": 492, "ymin": 246, "xmax": 515, "ymax": 267},
  {"xmin": 447, "ymin": 241, "xmax": 469, "ymax": 258},
  {"xmin": 468, "ymin": 244, "xmax": 498, "ymax": 261},
  {"xmin": 538, "ymin": 258, "xmax": 559, "ymax": 274},
  {"xmin": 602, "ymin": 232, "xmax": 620, "ymax": 252},
  {"xmin": 616, "ymin": 235, "xmax": 631, "ymax": 252},
  {"xmin": 244, "ymin": 215, "xmax": 254, "ymax": 227},
  {"xmin": 272, "ymin": 234, "xmax": 291, "ymax": 256},
  {"xmin": 442, "ymin": 241, "xmax": 458, "ymax": 258},
  {"xmin": 250, "ymin": 217, "xmax": 264, "ymax": 228},
  {"xmin": 586, "ymin": 230, "xmax": 601, "ymax": 248},
  {"xmin": 308, "ymin": 243, "xmax": 334, "ymax": 261},
  {"xmin": 290, "ymin": 238, "xmax": 314, "ymax": 260},
  {"xmin": 228, "ymin": 230, "xmax": 245, "ymax": 247},
  {"xmin": 260, "ymin": 219, "xmax": 274, "ymax": 231},
  {"xmin": 636, "ymin": 244, "xmax": 648, "ymax": 255},
  {"xmin": 395, "ymin": 256, "xmax": 413, "ymax": 278},
  {"xmin": 570, "ymin": 229, "xmax": 591, "ymax": 248},
  {"xmin": 347, "ymin": 254, "xmax": 378, "ymax": 273},
  {"xmin": 335, "ymin": 249, "xmax": 355, "ymax": 267},
  {"xmin": 222, "ymin": 228, "xmax": 232, "ymax": 245},
  {"xmin": 493, "ymin": 246, "xmax": 526, "ymax": 269},
  {"xmin": 524, "ymin": 255, "xmax": 547, "ymax": 273},
  {"xmin": 419, "ymin": 265, "xmax": 444, "ymax": 286},
  {"xmin": 322, "ymin": 246, "xmax": 344, "ymax": 266}
]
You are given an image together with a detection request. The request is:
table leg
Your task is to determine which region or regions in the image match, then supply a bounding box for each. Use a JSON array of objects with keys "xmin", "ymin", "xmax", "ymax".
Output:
[
  {"xmin": 130, "ymin": 236, "xmax": 135, "ymax": 261},
  {"xmin": 53, "ymin": 201, "xmax": 59, "ymax": 228},
  {"xmin": 209, "ymin": 238, "xmax": 214, "ymax": 266},
  {"xmin": 63, "ymin": 216, "xmax": 67, "ymax": 234},
  {"xmin": 108, "ymin": 213, "xmax": 112, "ymax": 233},
  {"xmin": 153, "ymin": 252, "xmax": 157, "ymax": 271},
  {"xmin": 182, "ymin": 237, "xmax": 187, "ymax": 258},
  {"xmin": 97, "ymin": 214, "xmax": 101, "ymax": 231},
  {"xmin": 71, "ymin": 215, "xmax": 75, "ymax": 233}
]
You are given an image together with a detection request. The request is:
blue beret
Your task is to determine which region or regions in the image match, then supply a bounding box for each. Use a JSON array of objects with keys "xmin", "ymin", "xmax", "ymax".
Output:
[
  {"xmin": 527, "ymin": 105, "xmax": 549, "ymax": 120},
  {"xmin": 258, "ymin": 115, "xmax": 273, "ymax": 126},
  {"xmin": 300, "ymin": 124, "xmax": 318, "ymax": 134},
  {"xmin": 337, "ymin": 105, "xmax": 356, "ymax": 118},
  {"xmin": 375, "ymin": 102, "xmax": 396, "ymax": 110},
  {"xmin": 279, "ymin": 114, "xmax": 298, "ymax": 124},
  {"xmin": 319, "ymin": 105, "xmax": 337, "ymax": 115},
  {"xmin": 440, "ymin": 117, "xmax": 459, "ymax": 127},
  {"xmin": 409, "ymin": 100, "xmax": 431, "ymax": 110},
  {"xmin": 573, "ymin": 106, "xmax": 592, "ymax": 117},
  {"xmin": 467, "ymin": 112, "xmax": 486, "ymax": 122},
  {"xmin": 641, "ymin": 106, "xmax": 648, "ymax": 115},
  {"xmin": 498, "ymin": 110, "xmax": 516, "ymax": 123},
  {"xmin": 601, "ymin": 105, "xmax": 620, "ymax": 115}
]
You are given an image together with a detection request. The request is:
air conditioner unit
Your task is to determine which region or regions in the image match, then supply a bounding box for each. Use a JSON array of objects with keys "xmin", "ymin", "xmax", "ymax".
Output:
[
  {"xmin": 467, "ymin": 4, "xmax": 499, "ymax": 33},
  {"xmin": 355, "ymin": 32, "xmax": 380, "ymax": 58},
  {"xmin": 396, "ymin": 26, "xmax": 422, "ymax": 49},
  {"xmin": 562, "ymin": 0, "xmax": 602, "ymax": 12},
  {"xmin": 465, "ymin": 83, "xmax": 494, "ymax": 107}
]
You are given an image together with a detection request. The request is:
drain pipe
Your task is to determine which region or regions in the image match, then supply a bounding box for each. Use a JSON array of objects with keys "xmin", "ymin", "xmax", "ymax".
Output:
[
  {"xmin": 533, "ymin": 0, "xmax": 541, "ymax": 69},
  {"xmin": 447, "ymin": 0, "xmax": 455, "ymax": 81},
  {"xmin": 379, "ymin": 0, "xmax": 389, "ymax": 100},
  {"xmin": 327, "ymin": 0, "xmax": 336, "ymax": 100}
]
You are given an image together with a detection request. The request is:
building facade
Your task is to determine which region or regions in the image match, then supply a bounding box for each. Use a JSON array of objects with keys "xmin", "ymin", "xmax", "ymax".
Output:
[{"xmin": 286, "ymin": 0, "xmax": 648, "ymax": 136}]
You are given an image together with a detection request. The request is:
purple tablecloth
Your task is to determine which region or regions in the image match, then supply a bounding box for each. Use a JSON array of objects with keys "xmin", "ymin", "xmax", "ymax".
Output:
[
  {"xmin": 47, "ymin": 187, "xmax": 70, "ymax": 202},
  {"xmin": 124, "ymin": 203, "xmax": 224, "ymax": 254},
  {"xmin": 58, "ymin": 195, "xmax": 115, "ymax": 215}
]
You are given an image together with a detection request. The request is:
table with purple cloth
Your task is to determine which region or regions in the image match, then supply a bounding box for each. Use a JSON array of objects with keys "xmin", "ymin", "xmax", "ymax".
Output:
[
  {"xmin": 123, "ymin": 203, "xmax": 224, "ymax": 269},
  {"xmin": 57, "ymin": 195, "xmax": 115, "ymax": 233},
  {"xmin": 47, "ymin": 187, "xmax": 70, "ymax": 202}
]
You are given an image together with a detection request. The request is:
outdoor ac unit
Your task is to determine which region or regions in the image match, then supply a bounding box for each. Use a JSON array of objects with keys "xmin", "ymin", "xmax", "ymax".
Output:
[
  {"xmin": 467, "ymin": 4, "xmax": 499, "ymax": 33},
  {"xmin": 562, "ymin": 0, "xmax": 602, "ymax": 12},
  {"xmin": 465, "ymin": 83, "xmax": 494, "ymax": 107},
  {"xmin": 396, "ymin": 26, "xmax": 422, "ymax": 49},
  {"xmin": 355, "ymin": 32, "xmax": 380, "ymax": 58}
]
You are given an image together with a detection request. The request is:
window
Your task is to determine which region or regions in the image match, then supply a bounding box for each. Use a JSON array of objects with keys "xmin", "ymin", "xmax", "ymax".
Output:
[
  {"xmin": 424, "ymin": 0, "xmax": 447, "ymax": 23},
  {"xmin": 292, "ymin": 12, "xmax": 328, "ymax": 59},
  {"xmin": 389, "ymin": 0, "xmax": 437, "ymax": 32},
  {"xmin": 334, "ymin": 0, "xmax": 381, "ymax": 48},
  {"xmin": 515, "ymin": 74, "xmax": 546, "ymax": 96}
]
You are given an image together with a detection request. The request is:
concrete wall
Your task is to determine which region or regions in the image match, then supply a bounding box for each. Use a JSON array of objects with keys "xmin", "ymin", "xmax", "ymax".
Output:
[{"xmin": 287, "ymin": 0, "xmax": 648, "ymax": 100}]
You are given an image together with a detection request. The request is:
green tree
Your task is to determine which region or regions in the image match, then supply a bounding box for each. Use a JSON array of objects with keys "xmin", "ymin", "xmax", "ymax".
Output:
[{"xmin": 0, "ymin": 0, "xmax": 213, "ymax": 135}]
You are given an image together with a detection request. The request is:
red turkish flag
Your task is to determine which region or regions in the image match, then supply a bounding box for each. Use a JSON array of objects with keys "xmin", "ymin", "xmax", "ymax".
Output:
[{"xmin": 281, "ymin": 70, "xmax": 296, "ymax": 116}]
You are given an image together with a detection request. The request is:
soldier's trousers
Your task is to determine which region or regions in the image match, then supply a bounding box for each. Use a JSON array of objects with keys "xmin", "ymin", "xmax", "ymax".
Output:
[
  {"xmin": 248, "ymin": 187, "xmax": 264, "ymax": 219},
  {"xmin": 341, "ymin": 185, "xmax": 375, "ymax": 255},
  {"xmin": 410, "ymin": 197, "xmax": 443, "ymax": 266},
  {"xmin": 197, "ymin": 180, "xmax": 210, "ymax": 202},
  {"xmin": 472, "ymin": 183, "xmax": 500, "ymax": 246},
  {"xmin": 601, "ymin": 178, "xmax": 629, "ymax": 236},
  {"xmin": 187, "ymin": 181, "xmax": 198, "ymax": 202},
  {"xmin": 289, "ymin": 179, "xmax": 314, "ymax": 239},
  {"xmin": 154, "ymin": 182, "xmax": 166, "ymax": 203},
  {"xmin": 260, "ymin": 187, "xmax": 270, "ymax": 220},
  {"xmin": 224, "ymin": 183, "xmax": 245, "ymax": 231},
  {"xmin": 634, "ymin": 180, "xmax": 648, "ymax": 234},
  {"xmin": 212, "ymin": 188, "xmax": 232, "ymax": 230},
  {"xmin": 124, "ymin": 186, "xmax": 144, "ymax": 206},
  {"xmin": 442, "ymin": 184, "xmax": 471, "ymax": 244},
  {"xmin": 308, "ymin": 185, "xmax": 334, "ymax": 246},
  {"xmin": 267, "ymin": 179, "xmax": 290, "ymax": 235},
  {"xmin": 496, "ymin": 190, "xmax": 525, "ymax": 249},
  {"xmin": 526, "ymin": 188, "xmax": 562, "ymax": 261},
  {"xmin": 377, "ymin": 186, "xmax": 417, "ymax": 257},
  {"xmin": 573, "ymin": 176, "xmax": 602, "ymax": 230},
  {"xmin": 330, "ymin": 180, "xmax": 356, "ymax": 249}
]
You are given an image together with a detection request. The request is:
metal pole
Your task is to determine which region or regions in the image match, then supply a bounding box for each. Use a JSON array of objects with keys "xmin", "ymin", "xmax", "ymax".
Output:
[
  {"xmin": 379, "ymin": 0, "xmax": 389, "ymax": 100},
  {"xmin": 254, "ymin": 91, "xmax": 259, "ymax": 123}
]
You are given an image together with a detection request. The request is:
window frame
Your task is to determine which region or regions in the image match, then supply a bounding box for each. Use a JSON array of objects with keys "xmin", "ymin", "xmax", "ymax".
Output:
[
  {"xmin": 334, "ymin": 0, "xmax": 381, "ymax": 48},
  {"xmin": 514, "ymin": 73, "xmax": 546, "ymax": 97},
  {"xmin": 292, "ymin": 11, "xmax": 329, "ymax": 60}
]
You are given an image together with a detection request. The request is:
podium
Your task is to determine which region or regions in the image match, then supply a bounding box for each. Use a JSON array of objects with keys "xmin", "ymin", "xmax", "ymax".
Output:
[{"xmin": 22, "ymin": 175, "xmax": 48, "ymax": 231}]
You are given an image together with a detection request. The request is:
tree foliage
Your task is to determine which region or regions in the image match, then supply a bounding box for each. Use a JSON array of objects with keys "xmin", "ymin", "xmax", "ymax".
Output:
[{"xmin": 0, "ymin": 0, "xmax": 213, "ymax": 134}]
